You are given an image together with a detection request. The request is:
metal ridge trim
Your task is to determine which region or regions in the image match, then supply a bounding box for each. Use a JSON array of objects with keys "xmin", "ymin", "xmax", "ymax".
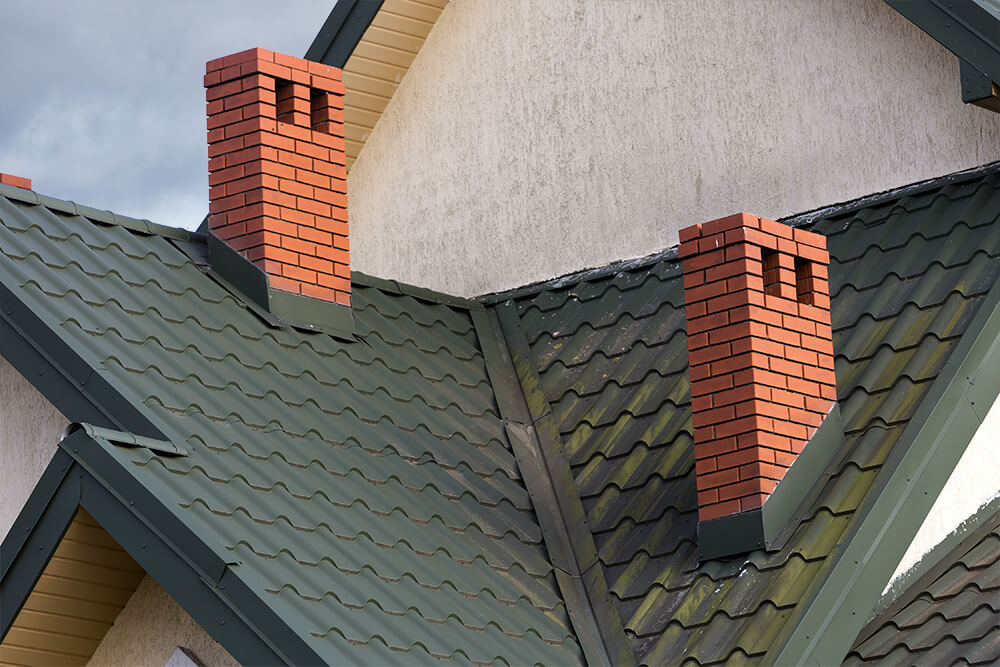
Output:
[
  {"xmin": 473, "ymin": 304, "xmax": 636, "ymax": 667},
  {"xmin": 769, "ymin": 259, "xmax": 1000, "ymax": 666},
  {"xmin": 305, "ymin": 0, "xmax": 385, "ymax": 68}
]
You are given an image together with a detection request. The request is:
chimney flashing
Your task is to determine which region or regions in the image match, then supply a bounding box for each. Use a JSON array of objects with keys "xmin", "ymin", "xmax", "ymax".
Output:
[
  {"xmin": 698, "ymin": 403, "xmax": 843, "ymax": 560},
  {"xmin": 206, "ymin": 233, "xmax": 355, "ymax": 339}
]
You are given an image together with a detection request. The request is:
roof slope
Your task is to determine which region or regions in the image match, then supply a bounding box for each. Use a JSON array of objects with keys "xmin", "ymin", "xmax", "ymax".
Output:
[
  {"xmin": 844, "ymin": 503, "xmax": 1000, "ymax": 665},
  {"xmin": 485, "ymin": 166, "xmax": 1000, "ymax": 665},
  {"xmin": 0, "ymin": 188, "xmax": 584, "ymax": 665}
]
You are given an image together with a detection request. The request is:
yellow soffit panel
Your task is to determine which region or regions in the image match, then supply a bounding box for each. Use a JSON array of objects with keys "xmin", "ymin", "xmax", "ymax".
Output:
[
  {"xmin": 0, "ymin": 509, "xmax": 145, "ymax": 667},
  {"xmin": 342, "ymin": 0, "xmax": 449, "ymax": 171}
]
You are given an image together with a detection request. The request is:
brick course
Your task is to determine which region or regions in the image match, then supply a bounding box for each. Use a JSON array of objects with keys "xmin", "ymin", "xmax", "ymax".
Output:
[
  {"xmin": 679, "ymin": 213, "xmax": 835, "ymax": 522},
  {"xmin": 205, "ymin": 48, "xmax": 350, "ymax": 306}
]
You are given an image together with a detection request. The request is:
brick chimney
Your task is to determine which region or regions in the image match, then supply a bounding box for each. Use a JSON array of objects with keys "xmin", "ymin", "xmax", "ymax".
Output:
[
  {"xmin": 0, "ymin": 173, "xmax": 32, "ymax": 190},
  {"xmin": 678, "ymin": 213, "xmax": 836, "ymax": 523},
  {"xmin": 204, "ymin": 48, "xmax": 349, "ymax": 306}
]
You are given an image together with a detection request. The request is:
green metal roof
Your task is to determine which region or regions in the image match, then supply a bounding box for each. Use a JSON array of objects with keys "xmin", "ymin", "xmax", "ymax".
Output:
[
  {"xmin": 483, "ymin": 165, "xmax": 1000, "ymax": 665},
  {"xmin": 844, "ymin": 500, "xmax": 1000, "ymax": 665},
  {"xmin": 2, "ymin": 162, "xmax": 1000, "ymax": 665},
  {"xmin": 0, "ymin": 187, "xmax": 583, "ymax": 665}
]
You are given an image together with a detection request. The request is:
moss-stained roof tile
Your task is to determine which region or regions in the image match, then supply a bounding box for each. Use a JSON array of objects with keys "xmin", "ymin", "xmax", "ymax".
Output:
[{"xmin": 499, "ymin": 168, "xmax": 1000, "ymax": 665}]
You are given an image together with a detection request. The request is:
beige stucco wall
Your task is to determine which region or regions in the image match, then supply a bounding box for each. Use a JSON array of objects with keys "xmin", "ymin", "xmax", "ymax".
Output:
[
  {"xmin": 347, "ymin": 0, "xmax": 1000, "ymax": 297},
  {"xmin": 88, "ymin": 575, "xmax": 239, "ymax": 667},
  {"xmin": 0, "ymin": 357, "xmax": 68, "ymax": 541}
]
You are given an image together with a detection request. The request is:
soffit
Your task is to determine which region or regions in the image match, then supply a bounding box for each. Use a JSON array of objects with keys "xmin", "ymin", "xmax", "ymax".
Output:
[
  {"xmin": 342, "ymin": 0, "xmax": 448, "ymax": 170},
  {"xmin": 0, "ymin": 508, "xmax": 144, "ymax": 667}
]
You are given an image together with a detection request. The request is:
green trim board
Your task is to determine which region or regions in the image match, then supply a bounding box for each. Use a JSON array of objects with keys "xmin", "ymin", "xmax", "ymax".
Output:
[
  {"xmin": 0, "ymin": 277, "xmax": 167, "ymax": 440},
  {"xmin": 699, "ymin": 405, "xmax": 844, "ymax": 560},
  {"xmin": 0, "ymin": 435, "xmax": 297, "ymax": 665},
  {"xmin": 769, "ymin": 248, "xmax": 1000, "ymax": 665},
  {"xmin": 885, "ymin": 0, "xmax": 1000, "ymax": 109},
  {"xmin": 305, "ymin": 0, "xmax": 384, "ymax": 67},
  {"xmin": 473, "ymin": 305, "xmax": 636, "ymax": 667}
]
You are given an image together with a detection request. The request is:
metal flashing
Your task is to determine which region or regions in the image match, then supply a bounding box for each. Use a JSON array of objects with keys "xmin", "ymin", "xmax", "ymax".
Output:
[
  {"xmin": 0, "ymin": 280, "xmax": 167, "ymax": 440},
  {"xmin": 69, "ymin": 423, "xmax": 187, "ymax": 457},
  {"xmin": 207, "ymin": 233, "xmax": 356, "ymax": 339},
  {"xmin": 699, "ymin": 405, "xmax": 844, "ymax": 559},
  {"xmin": 473, "ymin": 305, "xmax": 636, "ymax": 667},
  {"xmin": 305, "ymin": 0, "xmax": 384, "ymax": 68},
  {"xmin": 886, "ymin": 0, "xmax": 1000, "ymax": 110},
  {"xmin": 769, "ymin": 256, "xmax": 1000, "ymax": 665},
  {"xmin": 7, "ymin": 429, "xmax": 325, "ymax": 665},
  {"xmin": 0, "ymin": 450, "xmax": 79, "ymax": 635}
]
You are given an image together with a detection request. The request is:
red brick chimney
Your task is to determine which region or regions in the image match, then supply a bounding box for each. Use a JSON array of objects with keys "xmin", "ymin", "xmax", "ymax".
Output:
[
  {"xmin": 678, "ymin": 213, "xmax": 836, "ymax": 523},
  {"xmin": 0, "ymin": 173, "xmax": 32, "ymax": 190},
  {"xmin": 204, "ymin": 48, "xmax": 350, "ymax": 306}
]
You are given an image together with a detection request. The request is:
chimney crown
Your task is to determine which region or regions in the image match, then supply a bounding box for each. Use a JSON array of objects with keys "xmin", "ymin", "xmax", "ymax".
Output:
[
  {"xmin": 0, "ymin": 173, "xmax": 32, "ymax": 190},
  {"xmin": 204, "ymin": 48, "xmax": 349, "ymax": 306},
  {"xmin": 679, "ymin": 213, "xmax": 836, "ymax": 522}
]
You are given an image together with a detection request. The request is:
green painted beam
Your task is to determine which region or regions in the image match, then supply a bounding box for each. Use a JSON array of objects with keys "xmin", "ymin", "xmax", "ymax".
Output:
[{"xmin": 769, "ymin": 262, "xmax": 1000, "ymax": 665}]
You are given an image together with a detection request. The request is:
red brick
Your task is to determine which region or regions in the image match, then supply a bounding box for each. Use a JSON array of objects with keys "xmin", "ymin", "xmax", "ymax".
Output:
[
  {"xmin": 318, "ymin": 273, "xmax": 351, "ymax": 292},
  {"xmin": 684, "ymin": 279, "xmax": 729, "ymax": 304},
  {"xmin": 686, "ymin": 330, "xmax": 709, "ymax": 350},
  {"xmin": 690, "ymin": 343, "xmax": 731, "ymax": 367},
  {"xmin": 716, "ymin": 446, "xmax": 773, "ymax": 471},
  {"xmin": 800, "ymin": 333, "xmax": 834, "ymax": 356},
  {"xmin": 758, "ymin": 217, "xmax": 793, "ymax": 239},
  {"xmin": 678, "ymin": 240, "xmax": 701, "ymax": 259},
  {"xmin": 766, "ymin": 325, "xmax": 800, "ymax": 346},
  {"xmin": 718, "ymin": 478, "xmax": 774, "ymax": 502},
  {"xmin": 300, "ymin": 283, "xmax": 338, "ymax": 301},
  {"xmin": 771, "ymin": 420, "xmax": 808, "ymax": 439},
  {"xmin": 268, "ymin": 274, "xmax": 301, "ymax": 294},
  {"xmin": 699, "ymin": 500, "xmax": 742, "ymax": 521},
  {"xmin": 697, "ymin": 232, "xmax": 727, "ymax": 253},
  {"xmin": 695, "ymin": 437, "xmax": 739, "ymax": 459},
  {"xmin": 697, "ymin": 488, "xmax": 719, "ymax": 506},
  {"xmin": 693, "ymin": 405, "xmax": 736, "ymax": 429},
  {"xmin": 740, "ymin": 494, "xmax": 769, "ymax": 511},
  {"xmin": 712, "ymin": 384, "xmax": 769, "ymax": 408},
  {"xmin": 695, "ymin": 457, "xmax": 718, "ymax": 475},
  {"xmin": 702, "ymin": 212, "xmax": 760, "ymax": 236},
  {"xmin": 682, "ymin": 248, "xmax": 726, "ymax": 271},
  {"xmin": 300, "ymin": 255, "xmax": 334, "ymax": 274},
  {"xmin": 804, "ymin": 396, "xmax": 833, "ymax": 414},
  {"xmin": 687, "ymin": 311, "xmax": 729, "ymax": 335},
  {"xmin": 715, "ymin": 415, "xmax": 772, "ymax": 439},
  {"xmin": 678, "ymin": 223, "xmax": 703, "ymax": 243},
  {"xmin": 735, "ymin": 398, "xmax": 789, "ymax": 421},
  {"xmin": 739, "ymin": 460, "xmax": 787, "ymax": 482},
  {"xmin": 683, "ymin": 269, "xmax": 706, "ymax": 289},
  {"xmin": 706, "ymin": 257, "xmax": 762, "ymax": 283},
  {"xmin": 692, "ymin": 395, "xmax": 713, "ymax": 413},
  {"xmin": 334, "ymin": 291, "xmax": 351, "ymax": 306},
  {"xmin": 727, "ymin": 272, "xmax": 765, "ymax": 294},
  {"xmin": 769, "ymin": 387, "xmax": 806, "ymax": 409},
  {"xmin": 334, "ymin": 235, "xmax": 349, "ymax": 251},
  {"xmin": 690, "ymin": 371, "xmax": 734, "ymax": 397},
  {"xmin": 798, "ymin": 243, "xmax": 830, "ymax": 264},
  {"xmin": 333, "ymin": 263, "xmax": 350, "ymax": 278}
]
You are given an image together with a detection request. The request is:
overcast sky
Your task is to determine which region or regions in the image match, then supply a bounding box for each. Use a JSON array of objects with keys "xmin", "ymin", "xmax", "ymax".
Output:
[{"xmin": 0, "ymin": 2, "xmax": 334, "ymax": 230}]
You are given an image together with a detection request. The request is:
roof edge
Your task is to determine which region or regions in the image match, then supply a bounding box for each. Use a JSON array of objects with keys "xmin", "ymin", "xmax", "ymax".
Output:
[
  {"xmin": 0, "ymin": 183, "xmax": 201, "ymax": 243},
  {"xmin": 867, "ymin": 495, "xmax": 1000, "ymax": 626},
  {"xmin": 305, "ymin": 0, "xmax": 384, "ymax": 67},
  {"xmin": 768, "ymin": 247, "xmax": 1000, "ymax": 665},
  {"xmin": 478, "ymin": 160, "xmax": 1000, "ymax": 304}
]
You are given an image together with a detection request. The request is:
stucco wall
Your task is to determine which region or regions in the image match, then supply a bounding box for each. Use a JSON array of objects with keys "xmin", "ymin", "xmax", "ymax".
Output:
[
  {"xmin": 88, "ymin": 575, "xmax": 239, "ymax": 667},
  {"xmin": 0, "ymin": 357, "xmax": 68, "ymax": 541},
  {"xmin": 347, "ymin": 0, "xmax": 1000, "ymax": 297},
  {"xmin": 888, "ymin": 390, "xmax": 1000, "ymax": 587}
]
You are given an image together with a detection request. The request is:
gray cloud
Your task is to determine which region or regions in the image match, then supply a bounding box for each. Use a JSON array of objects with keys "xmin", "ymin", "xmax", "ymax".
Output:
[{"xmin": 0, "ymin": 1, "xmax": 333, "ymax": 229}]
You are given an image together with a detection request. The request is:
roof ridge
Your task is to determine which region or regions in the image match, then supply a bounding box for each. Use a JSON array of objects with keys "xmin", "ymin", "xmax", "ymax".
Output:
[
  {"xmin": 0, "ymin": 183, "xmax": 202, "ymax": 243},
  {"xmin": 478, "ymin": 159, "xmax": 1000, "ymax": 305}
]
